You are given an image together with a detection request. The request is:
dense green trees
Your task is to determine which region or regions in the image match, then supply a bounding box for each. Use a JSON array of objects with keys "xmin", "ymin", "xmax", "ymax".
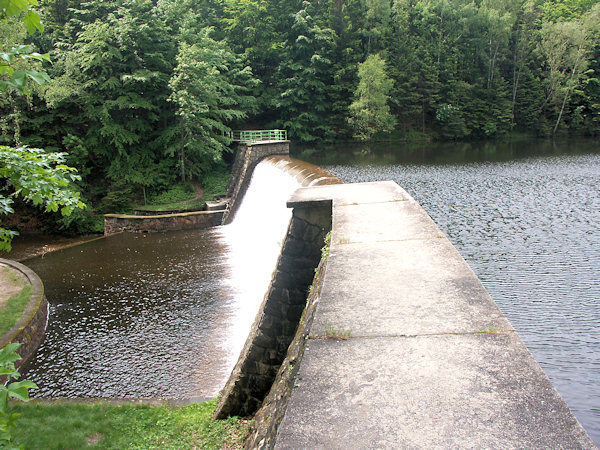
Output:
[
  {"xmin": 169, "ymin": 28, "xmax": 257, "ymax": 181},
  {"xmin": 1, "ymin": 0, "xmax": 85, "ymax": 248},
  {"xmin": 1, "ymin": 0, "xmax": 600, "ymax": 234}
]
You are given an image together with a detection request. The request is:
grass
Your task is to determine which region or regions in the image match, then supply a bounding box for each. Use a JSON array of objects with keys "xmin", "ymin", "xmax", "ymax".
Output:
[
  {"xmin": 10, "ymin": 399, "xmax": 247, "ymax": 449},
  {"xmin": 324, "ymin": 323, "xmax": 352, "ymax": 340},
  {"xmin": 0, "ymin": 268, "xmax": 32, "ymax": 337}
]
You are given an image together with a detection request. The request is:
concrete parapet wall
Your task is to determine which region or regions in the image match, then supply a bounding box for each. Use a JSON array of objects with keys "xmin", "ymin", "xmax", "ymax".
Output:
[
  {"xmin": 222, "ymin": 141, "xmax": 290, "ymax": 224},
  {"xmin": 0, "ymin": 259, "xmax": 48, "ymax": 369},
  {"xmin": 214, "ymin": 202, "xmax": 331, "ymax": 419},
  {"xmin": 245, "ymin": 251, "xmax": 328, "ymax": 448},
  {"xmin": 103, "ymin": 210, "xmax": 224, "ymax": 235}
]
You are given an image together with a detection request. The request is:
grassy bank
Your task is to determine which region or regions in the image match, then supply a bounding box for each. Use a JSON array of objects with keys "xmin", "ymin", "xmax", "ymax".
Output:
[
  {"xmin": 0, "ymin": 268, "xmax": 32, "ymax": 337},
  {"xmin": 11, "ymin": 399, "xmax": 246, "ymax": 449},
  {"xmin": 136, "ymin": 171, "xmax": 230, "ymax": 212}
]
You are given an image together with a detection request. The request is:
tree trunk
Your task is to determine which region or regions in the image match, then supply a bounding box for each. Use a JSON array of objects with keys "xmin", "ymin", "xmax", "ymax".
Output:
[
  {"xmin": 553, "ymin": 45, "xmax": 583, "ymax": 135},
  {"xmin": 179, "ymin": 118, "xmax": 186, "ymax": 182}
]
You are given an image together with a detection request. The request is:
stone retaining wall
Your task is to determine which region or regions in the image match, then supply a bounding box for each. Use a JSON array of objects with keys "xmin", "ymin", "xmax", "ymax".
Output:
[
  {"xmin": 214, "ymin": 200, "xmax": 331, "ymax": 419},
  {"xmin": 0, "ymin": 259, "xmax": 48, "ymax": 369},
  {"xmin": 245, "ymin": 250, "xmax": 328, "ymax": 448},
  {"xmin": 222, "ymin": 141, "xmax": 290, "ymax": 224},
  {"xmin": 104, "ymin": 210, "xmax": 224, "ymax": 235}
]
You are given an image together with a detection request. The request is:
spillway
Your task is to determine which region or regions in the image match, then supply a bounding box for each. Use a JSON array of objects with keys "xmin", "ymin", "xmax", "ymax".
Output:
[{"xmin": 23, "ymin": 158, "xmax": 311, "ymax": 399}]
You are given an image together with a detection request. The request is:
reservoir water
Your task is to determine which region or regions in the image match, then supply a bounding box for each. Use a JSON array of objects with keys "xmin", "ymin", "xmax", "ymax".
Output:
[{"xmin": 301, "ymin": 138, "xmax": 600, "ymax": 445}]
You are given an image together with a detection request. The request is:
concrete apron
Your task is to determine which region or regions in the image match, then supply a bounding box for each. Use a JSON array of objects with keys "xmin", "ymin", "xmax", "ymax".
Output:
[{"xmin": 276, "ymin": 181, "xmax": 594, "ymax": 449}]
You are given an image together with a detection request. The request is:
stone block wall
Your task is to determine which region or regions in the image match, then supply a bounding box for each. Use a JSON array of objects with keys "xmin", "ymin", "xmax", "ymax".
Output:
[
  {"xmin": 213, "ymin": 200, "xmax": 331, "ymax": 419},
  {"xmin": 0, "ymin": 259, "xmax": 48, "ymax": 369},
  {"xmin": 104, "ymin": 210, "xmax": 224, "ymax": 235},
  {"xmin": 244, "ymin": 255, "xmax": 328, "ymax": 449},
  {"xmin": 222, "ymin": 141, "xmax": 290, "ymax": 224}
]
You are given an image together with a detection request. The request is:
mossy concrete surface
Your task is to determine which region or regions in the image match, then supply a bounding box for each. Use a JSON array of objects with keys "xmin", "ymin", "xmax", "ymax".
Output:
[{"xmin": 268, "ymin": 181, "xmax": 594, "ymax": 448}]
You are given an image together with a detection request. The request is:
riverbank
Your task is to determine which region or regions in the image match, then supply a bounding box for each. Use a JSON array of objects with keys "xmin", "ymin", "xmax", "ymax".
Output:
[
  {"xmin": 10, "ymin": 399, "xmax": 246, "ymax": 449},
  {"xmin": 0, "ymin": 233, "xmax": 105, "ymax": 262}
]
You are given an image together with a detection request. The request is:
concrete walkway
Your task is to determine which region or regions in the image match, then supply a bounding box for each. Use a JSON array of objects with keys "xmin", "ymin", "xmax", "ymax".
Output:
[{"xmin": 276, "ymin": 181, "xmax": 594, "ymax": 448}]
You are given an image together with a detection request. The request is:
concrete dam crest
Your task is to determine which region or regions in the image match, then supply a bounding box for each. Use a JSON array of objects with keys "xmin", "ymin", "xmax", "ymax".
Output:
[
  {"xmin": 214, "ymin": 146, "xmax": 595, "ymax": 448},
  {"xmin": 96, "ymin": 138, "xmax": 595, "ymax": 447}
]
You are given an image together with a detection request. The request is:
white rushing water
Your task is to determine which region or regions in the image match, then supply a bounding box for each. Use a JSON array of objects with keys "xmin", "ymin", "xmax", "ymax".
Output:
[{"xmin": 216, "ymin": 160, "xmax": 302, "ymax": 372}]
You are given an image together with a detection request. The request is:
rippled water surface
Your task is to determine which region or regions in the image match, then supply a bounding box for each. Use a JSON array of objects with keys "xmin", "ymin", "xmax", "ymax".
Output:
[
  {"xmin": 303, "ymin": 139, "xmax": 600, "ymax": 444},
  {"xmin": 23, "ymin": 161, "xmax": 300, "ymax": 399}
]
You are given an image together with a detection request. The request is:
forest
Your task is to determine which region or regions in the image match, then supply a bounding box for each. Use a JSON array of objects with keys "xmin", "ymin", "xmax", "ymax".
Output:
[{"xmin": 1, "ymin": 0, "xmax": 600, "ymax": 235}]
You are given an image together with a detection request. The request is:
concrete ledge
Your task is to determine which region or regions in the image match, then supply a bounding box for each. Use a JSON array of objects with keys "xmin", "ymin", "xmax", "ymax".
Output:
[
  {"xmin": 0, "ymin": 259, "xmax": 48, "ymax": 368},
  {"xmin": 103, "ymin": 210, "xmax": 224, "ymax": 235},
  {"xmin": 255, "ymin": 181, "xmax": 594, "ymax": 448},
  {"xmin": 277, "ymin": 333, "xmax": 592, "ymax": 448}
]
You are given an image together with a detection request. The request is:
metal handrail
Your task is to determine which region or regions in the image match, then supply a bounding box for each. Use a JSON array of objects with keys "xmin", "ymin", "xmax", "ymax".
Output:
[{"xmin": 229, "ymin": 130, "xmax": 288, "ymax": 142}]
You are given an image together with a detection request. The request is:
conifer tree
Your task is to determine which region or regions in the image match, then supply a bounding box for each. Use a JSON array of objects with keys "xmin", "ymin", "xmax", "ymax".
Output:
[{"xmin": 168, "ymin": 27, "xmax": 257, "ymax": 181}]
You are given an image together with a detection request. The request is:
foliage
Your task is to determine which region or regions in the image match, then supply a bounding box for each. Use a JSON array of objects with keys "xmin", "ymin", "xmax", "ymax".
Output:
[
  {"xmin": 276, "ymin": 1, "xmax": 337, "ymax": 142},
  {"xmin": 0, "ymin": 0, "xmax": 49, "ymax": 94},
  {"xmin": 10, "ymin": 399, "xmax": 246, "ymax": 449},
  {"xmin": 168, "ymin": 27, "xmax": 257, "ymax": 181},
  {"xmin": 43, "ymin": 0, "xmax": 178, "ymax": 191},
  {"xmin": 200, "ymin": 167, "xmax": 230, "ymax": 200},
  {"xmin": 149, "ymin": 183, "xmax": 195, "ymax": 206},
  {"xmin": 348, "ymin": 54, "xmax": 396, "ymax": 140},
  {"xmin": 0, "ymin": 146, "xmax": 85, "ymax": 250},
  {"xmin": 539, "ymin": 4, "xmax": 600, "ymax": 134},
  {"xmin": 0, "ymin": 343, "xmax": 37, "ymax": 449},
  {"xmin": 2, "ymin": 0, "xmax": 600, "ymax": 237}
]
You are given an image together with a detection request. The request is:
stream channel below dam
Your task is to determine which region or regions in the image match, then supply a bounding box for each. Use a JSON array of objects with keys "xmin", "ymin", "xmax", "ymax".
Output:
[
  {"xmin": 17, "ymin": 138, "xmax": 600, "ymax": 445},
  {"xmin": 22, "ymin": 161, "xmax": 301, "ymax": 400}
]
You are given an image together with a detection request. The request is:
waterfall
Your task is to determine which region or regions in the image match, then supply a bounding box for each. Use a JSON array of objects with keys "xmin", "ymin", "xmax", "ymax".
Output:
[{"xmin": 217, "ymin": 159, "xmax": 302, "ymax": 368}]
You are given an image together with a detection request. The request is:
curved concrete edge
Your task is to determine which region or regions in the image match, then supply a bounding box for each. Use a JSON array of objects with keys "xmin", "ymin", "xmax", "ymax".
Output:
[
  {"xmin": 214, "ymin": 200, "xmax": 332, "ymax": 419},
  {"xmin": 266, "ymin": 155, "xmax": 343, "ymax": 187},
  {"xmin": 0, "ymin": 258, "xmax": 48, "ymax": 369},
  {"xmin": 223, "ymin": 141, "xmax": 291, "ymax": 224},
  {"xmin": 214, "ymin": 156, "xmax": 340, "ymax": 420}
]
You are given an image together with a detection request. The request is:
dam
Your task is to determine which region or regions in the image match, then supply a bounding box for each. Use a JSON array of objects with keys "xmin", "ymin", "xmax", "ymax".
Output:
[
  {"xmin": 17, "ymin": 140, "xmax": 598, "ymax": 446},
  {"xmin": 216, "ymin": 174, "xmax": 594, "ymax": 448}
]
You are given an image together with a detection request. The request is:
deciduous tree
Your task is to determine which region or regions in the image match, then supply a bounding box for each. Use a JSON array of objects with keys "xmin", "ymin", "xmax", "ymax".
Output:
[{"xmin": 348, "ymin": 53, "xmax": 396, "ymax": 140}]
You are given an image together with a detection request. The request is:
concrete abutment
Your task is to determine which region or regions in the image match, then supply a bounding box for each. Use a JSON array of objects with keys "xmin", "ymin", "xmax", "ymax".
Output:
[
  {"xmin": 104, "ymin": 140, "xmax": 290, "ymax": 235},
  {"xmin": 222, "ymin": 141, "xmax": 290, "ymax": 224}
]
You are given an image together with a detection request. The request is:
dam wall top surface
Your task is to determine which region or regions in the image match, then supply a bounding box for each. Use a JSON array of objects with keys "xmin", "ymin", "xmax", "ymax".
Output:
[{"xmin": 270, "ymin": 181, "xmax": 594, "ymax": 448}]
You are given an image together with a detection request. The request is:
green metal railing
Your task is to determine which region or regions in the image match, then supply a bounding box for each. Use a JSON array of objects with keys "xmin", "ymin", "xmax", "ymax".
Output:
[{"xmin": 229, "ymin": 129, "xmax": 288, "ymax": 142}]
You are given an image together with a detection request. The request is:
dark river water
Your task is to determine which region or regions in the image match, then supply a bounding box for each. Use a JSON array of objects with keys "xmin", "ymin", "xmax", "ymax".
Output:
[
  {"xmin": 22, "ymin": 162, "xmax": 300, "ymax": 400},
  {"xmin": 300, "ymin": 138, "xmax": 600, "ymax": 445}
]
